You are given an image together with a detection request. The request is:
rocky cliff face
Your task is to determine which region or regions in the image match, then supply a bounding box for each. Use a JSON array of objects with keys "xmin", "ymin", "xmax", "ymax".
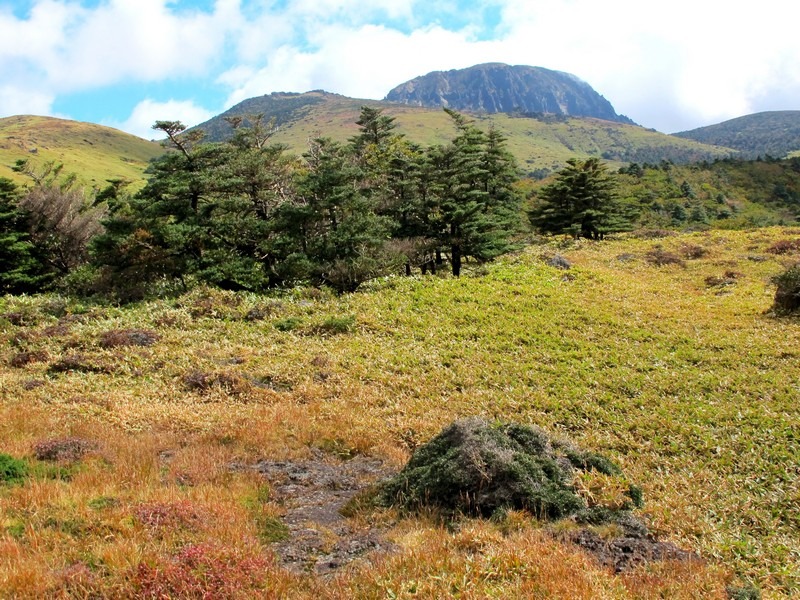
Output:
[{"xmin": 385, "ymin": 63, "xmax": 634, "ymax": 124}]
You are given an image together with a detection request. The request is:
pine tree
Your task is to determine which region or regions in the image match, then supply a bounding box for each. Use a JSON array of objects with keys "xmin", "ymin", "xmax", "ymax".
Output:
[
  {"xmin": 0, "ymin": 178, "xmax": 47, "ymax": 293},
  {"xmin": 424, "ymin": 111, "xmax": 521, "ymax": 276},
  {"xmin": 529, "ymin": 158, "xmax": 629, "ymax": 239}
]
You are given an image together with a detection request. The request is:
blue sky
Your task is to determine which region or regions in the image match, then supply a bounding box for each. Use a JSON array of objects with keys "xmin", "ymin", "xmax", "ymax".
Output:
[{"xmin": 1, "ymin": 0, "xmax": 798, "ymax": 138}]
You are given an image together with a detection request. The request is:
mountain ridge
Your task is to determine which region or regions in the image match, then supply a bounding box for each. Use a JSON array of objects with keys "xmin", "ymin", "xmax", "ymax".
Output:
[
  {"xmin": 674, "ymin": 111, "xmax": 800, "ymax": 158},
  {"xmin": 384, "ymin": 63, "xmax": 635, "ymax": 125},
  {"xmin": 190, "ymin": 90, "xmax": 730, "ymax": 175}
]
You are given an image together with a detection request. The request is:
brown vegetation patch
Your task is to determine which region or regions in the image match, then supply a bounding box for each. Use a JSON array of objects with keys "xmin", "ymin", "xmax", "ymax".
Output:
[
  {"xmin": 9, "ymin": 350, "xmax": 49, "ymax": 368},
  {"xmin": 632, "ymin": 229, "xmax": 678, "ymax": 239},
  {"xmin": 182, "ymin": 370, "xmax": 252, "ymax": 395},
  {"xmin": 567, "ymin": 524, "xmax": 701, "ymax": 574},
  {"xmin": 98, "ymin": 328, "xmax": 160, "ymax": 348},
  {"xmin": 765, "ymin": 239, "xmax": 800, "ymax": 255},
  {"xmin": 705, "ymin": 270, "xmax": 743, "ymax": 288},
  {"xmin": 32, "ymin": 437, "xmax": 98, "ymax": 462},
  {"xmin": 645, "ymin": 247, "xmax": 686, "ymax": 267},
  {"xmin": 133, "ymin": 543, "xmax": 273, "ymax": 599},
  {"xmin": 679, "ymin": 243, "xmax": 707, "ymax": 259},
  {"xmin": 134, "ymin": 500, "xmax": 205, "ymax": 532},
  {"xmin": 41, "ymin": 324, "xmax": 71, "ymax": 338},
  {"xmin": 21, "ymin": 378, "xmax": 47, "ymax": 390},
  {"xmin": 47, "ymin": 353, "xmax": 113, "ymax": 374}
]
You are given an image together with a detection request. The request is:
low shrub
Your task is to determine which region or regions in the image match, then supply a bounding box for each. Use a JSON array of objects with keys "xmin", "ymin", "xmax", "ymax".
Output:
[
  {"xmin": 378, "ymin": 418, "xmax": 641, "ymax": 520},
  {"xmin": 182, "ymin": 370, "xmax": 251, "ymax": 395},
  {"xmin": 134, "ymin": 544, "xmax": 272, "ymax": 598},
  {"xmin": 313, "ymin": 315, "xmax": 356, "ymax": 335},
  {"xmin": 679, "ymin": 243, "xmax": 707, "ymax": 259},
  {"xmin": 0, "ymin": 453, "xmax": 29, "ymax": 484},
  {"xmin": 771, "ymin": 263, "xmax": 800, "ymax": 313},
  {"xmin": 98, "ymin": 328, "xmax": 160, "ymax": 348},
  {"xmin": 645, "ymin": 247, "xmax": 686, "ymax": 267},
  {"xmin": 33, "ymin": 437, "xmax": 98, "ymax": 462},
  {"xmin": 48, "ymin": 353, "xmax": 112, "ymax": 374},
  {"xmin": 765, "ymin": 239, "xmax": 800, "ymax": 255},
  {"xmin": 9, "ymin": 350, "xmax": 49, "ymax": 368}
]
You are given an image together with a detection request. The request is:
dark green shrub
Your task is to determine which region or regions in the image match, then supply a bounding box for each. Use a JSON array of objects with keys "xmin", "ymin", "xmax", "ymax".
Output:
[
  {"xmin": 378, "ymin": 418, "xmax": 637, "ymax": 520},
  {"xmin": 274, "ymin": 317, "xmax": 302, "ymax": 332},
  {"xmin": 0, "ymin": 453, "xmax": 29, "ymax": 484},
  {"xmin": 315, "ymin": 315, "xmax": 356, "ymax": 335}
]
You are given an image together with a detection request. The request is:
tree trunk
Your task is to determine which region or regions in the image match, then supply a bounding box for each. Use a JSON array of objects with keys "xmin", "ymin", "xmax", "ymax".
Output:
[{"xmin": 451, "ymin": 244, "xmax": 462, "ymax": 277}]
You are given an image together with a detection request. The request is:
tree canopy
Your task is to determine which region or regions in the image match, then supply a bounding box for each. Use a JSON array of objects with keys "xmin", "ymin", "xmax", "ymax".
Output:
[
  {"xmin": 528, "ymin": 158, "xmax": 630, "ymax": 239},
  {"xmin": 91, "ymin": 107, "xmax": 522, "ymax": 299}
]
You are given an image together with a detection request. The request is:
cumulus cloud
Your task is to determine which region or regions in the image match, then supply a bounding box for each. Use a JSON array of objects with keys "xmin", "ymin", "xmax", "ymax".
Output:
[
  {"xmin": 110, "ymin": 98, "xmax": 214, "ymax": 139},
  {"xmin": 1, "ymin": 0, "xmax": 799, "ymax": 135}
]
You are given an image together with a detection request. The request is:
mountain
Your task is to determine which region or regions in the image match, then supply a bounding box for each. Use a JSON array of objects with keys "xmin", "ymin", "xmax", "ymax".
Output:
[
  {"xmin": 192, "ymin": 91, "xmax": 731, "ymax": 177},
  {"xmin": 0, "ymin": 115, "xmax": 163, "ymax": 187},
  {"xmin": 384, "ymin": 63, "xmax": 635, "ymax": 124},
  {"xmin": 673, "ymin": 111, "xmax": 800, "ymax": 159}
]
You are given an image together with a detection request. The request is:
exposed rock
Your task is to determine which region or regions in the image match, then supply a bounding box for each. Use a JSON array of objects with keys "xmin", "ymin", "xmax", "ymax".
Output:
[{"xmin": 385, "ymin": 63, "xmax": 634, "ymax": 124}]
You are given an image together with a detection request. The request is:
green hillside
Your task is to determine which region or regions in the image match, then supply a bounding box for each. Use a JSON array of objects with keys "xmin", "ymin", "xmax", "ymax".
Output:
[
  {"xmin": 674, "ymin": 111, "xmax": 800, "ymax": 159},
  {"xmin": 193, "ymin": 91, "xmax": 734, "ymax": 176},
  {"xmin": 0, "ymin": 115, "xmax": 163, "ymax": 188}
]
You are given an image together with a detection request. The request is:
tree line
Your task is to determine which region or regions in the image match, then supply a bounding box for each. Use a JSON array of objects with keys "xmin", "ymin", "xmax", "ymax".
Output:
[
  {"xmin": 24, "ymin": 106, "xmax": 786, "ymax": 301},
  {"xmin": 3, "ymin": 108, "xmax": 541, "ymax": 299}
]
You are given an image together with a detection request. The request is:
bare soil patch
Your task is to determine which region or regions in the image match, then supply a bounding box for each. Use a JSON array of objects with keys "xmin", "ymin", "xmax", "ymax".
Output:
[{"xmin": 249, "ymin": 453, "xmax": 397, "ymax": 574}]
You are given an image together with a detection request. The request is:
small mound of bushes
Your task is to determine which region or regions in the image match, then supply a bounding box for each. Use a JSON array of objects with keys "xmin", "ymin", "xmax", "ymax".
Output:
[
  {"xmin": 645, "ymin": 247, "xmax": 685, "ymax": 267},
  {"xmin": 772, "ymin": 263, "xmax": 800, "ymax": 314},
  {"xmin": 33, "ymin": 437, "xmax": 97, "ymax": 462},
  {"xmin": 98, "ymin": 328, "xmax": 160, "ymax": 348},
  {"xmin": 378, "ymin": 418, "xmax": 641, "ymax": 520},
  {"xmin": 766, "ymin": 239, "xmax": 800, "ymax": 255}
]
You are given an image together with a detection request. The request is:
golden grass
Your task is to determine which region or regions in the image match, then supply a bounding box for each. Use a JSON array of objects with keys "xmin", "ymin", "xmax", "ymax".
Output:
[
  {"xmin": 2, "ymin": 227, "xmax": 799, "ymax": 597},
  {"xmin": 0, "ymin": 115, "xmax": 162, "ymax": 188}
]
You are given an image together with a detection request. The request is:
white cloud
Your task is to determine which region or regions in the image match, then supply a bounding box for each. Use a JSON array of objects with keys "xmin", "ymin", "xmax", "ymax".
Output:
[
  {"xmin": 1, "ymin": 0, "xmax": 798, "ymax": 134},
  {"xmin": 0, "ymin": 85, "xmax": 55, "ymax": 117},
  {"xmin": 110, "ymin": 98, "xmax": 215, "ymax": 139}
]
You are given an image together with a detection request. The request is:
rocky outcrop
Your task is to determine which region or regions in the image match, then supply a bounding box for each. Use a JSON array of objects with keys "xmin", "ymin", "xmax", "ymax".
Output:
[{"xmin": 385, "ymin": 63, "xmax": 635, "ymax": 124}]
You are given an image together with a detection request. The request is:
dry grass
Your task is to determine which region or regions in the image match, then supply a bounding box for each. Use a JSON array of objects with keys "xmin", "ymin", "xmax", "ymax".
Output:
[{"xmin": 1, "ymin": 227, "xmax": 798, "ymax": 597}]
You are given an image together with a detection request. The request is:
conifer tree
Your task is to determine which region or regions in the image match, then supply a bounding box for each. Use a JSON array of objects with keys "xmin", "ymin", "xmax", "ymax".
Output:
[
  {"xmin": 529, "ymin": 158, "xmax": 629, "ymax": 239},
  {"xmin": 425, "ymin": 110, "xmax": 521, "ymax": 276},
  {"xmin": 0, "ymin": 178, "xmax": 47, "ymax": 293}
]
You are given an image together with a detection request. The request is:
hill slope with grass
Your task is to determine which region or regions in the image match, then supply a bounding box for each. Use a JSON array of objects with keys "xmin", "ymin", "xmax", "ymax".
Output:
[
  {"xmin": 674, "ymin": 111, "xmax": 800, "ymax": 159},
  {"xmin": 0, "ymin": 115, "xmax": 163, "ymax": 188},
  {"xmin": 191, "ymin": 91, "xmax": 733, "ymax": 175},
  {"xmin": 1, "ymin": 227, "xmax": 799, "ymax": 597}
]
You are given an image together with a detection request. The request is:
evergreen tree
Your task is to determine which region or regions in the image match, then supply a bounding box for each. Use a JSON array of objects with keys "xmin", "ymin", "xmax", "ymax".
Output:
[
  {"xmin": 0, "ymin": 178, "xmax": 47, "ymax": 293},
  {"xmin": 292, "ymin": 137, "xmax": 393, "ymax": 291},
  {"xmin": 425, "ymin": 111, "xmax": 521, "ymax": 276},
  {"xmin": 529, "ymin": 158, "xmax": 629, "ymax": 239}
]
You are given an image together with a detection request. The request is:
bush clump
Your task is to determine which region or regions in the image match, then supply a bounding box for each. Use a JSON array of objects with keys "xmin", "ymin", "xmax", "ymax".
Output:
[
  {"xmin": 0, "ymin": 453, "xmax": 29, "ymax": 484},
  {"xmin": 765, "ymin": 239, "xmax": 800, "ymax": 255},
  {"xmin": 771, "ymin": 263, "xmax": 800, "ymax": 313},
  {"xmin": 33, "ymin": 437, "xmax": 97, "ymax": 462},
  {"xmin": 98, "ymin": 328, "xmax": 160, "ymax": 348},
  {"xmin": 645, "ymin": 247, "xmax": 686, "ymax": 267},
  {"xmin": 378, "ymin": 418, "xmax": 640, "ymax": 519}
]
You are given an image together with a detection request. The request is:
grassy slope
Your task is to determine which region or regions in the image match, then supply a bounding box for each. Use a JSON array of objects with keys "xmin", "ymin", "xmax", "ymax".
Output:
[
  {"xmin": 674, "ymin": 111, "xmax": 800, "ymax": 158},
  {"xmin": 0, "ymin": 115, "xmax": 163, "ymax": 188},
  {"xmin": 222, "ymin": 94, "xmax": 733, "ymax": 173},
  {"xmin": 1, "ymin": 228, "xmax": 799, "ymax": 597}
]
